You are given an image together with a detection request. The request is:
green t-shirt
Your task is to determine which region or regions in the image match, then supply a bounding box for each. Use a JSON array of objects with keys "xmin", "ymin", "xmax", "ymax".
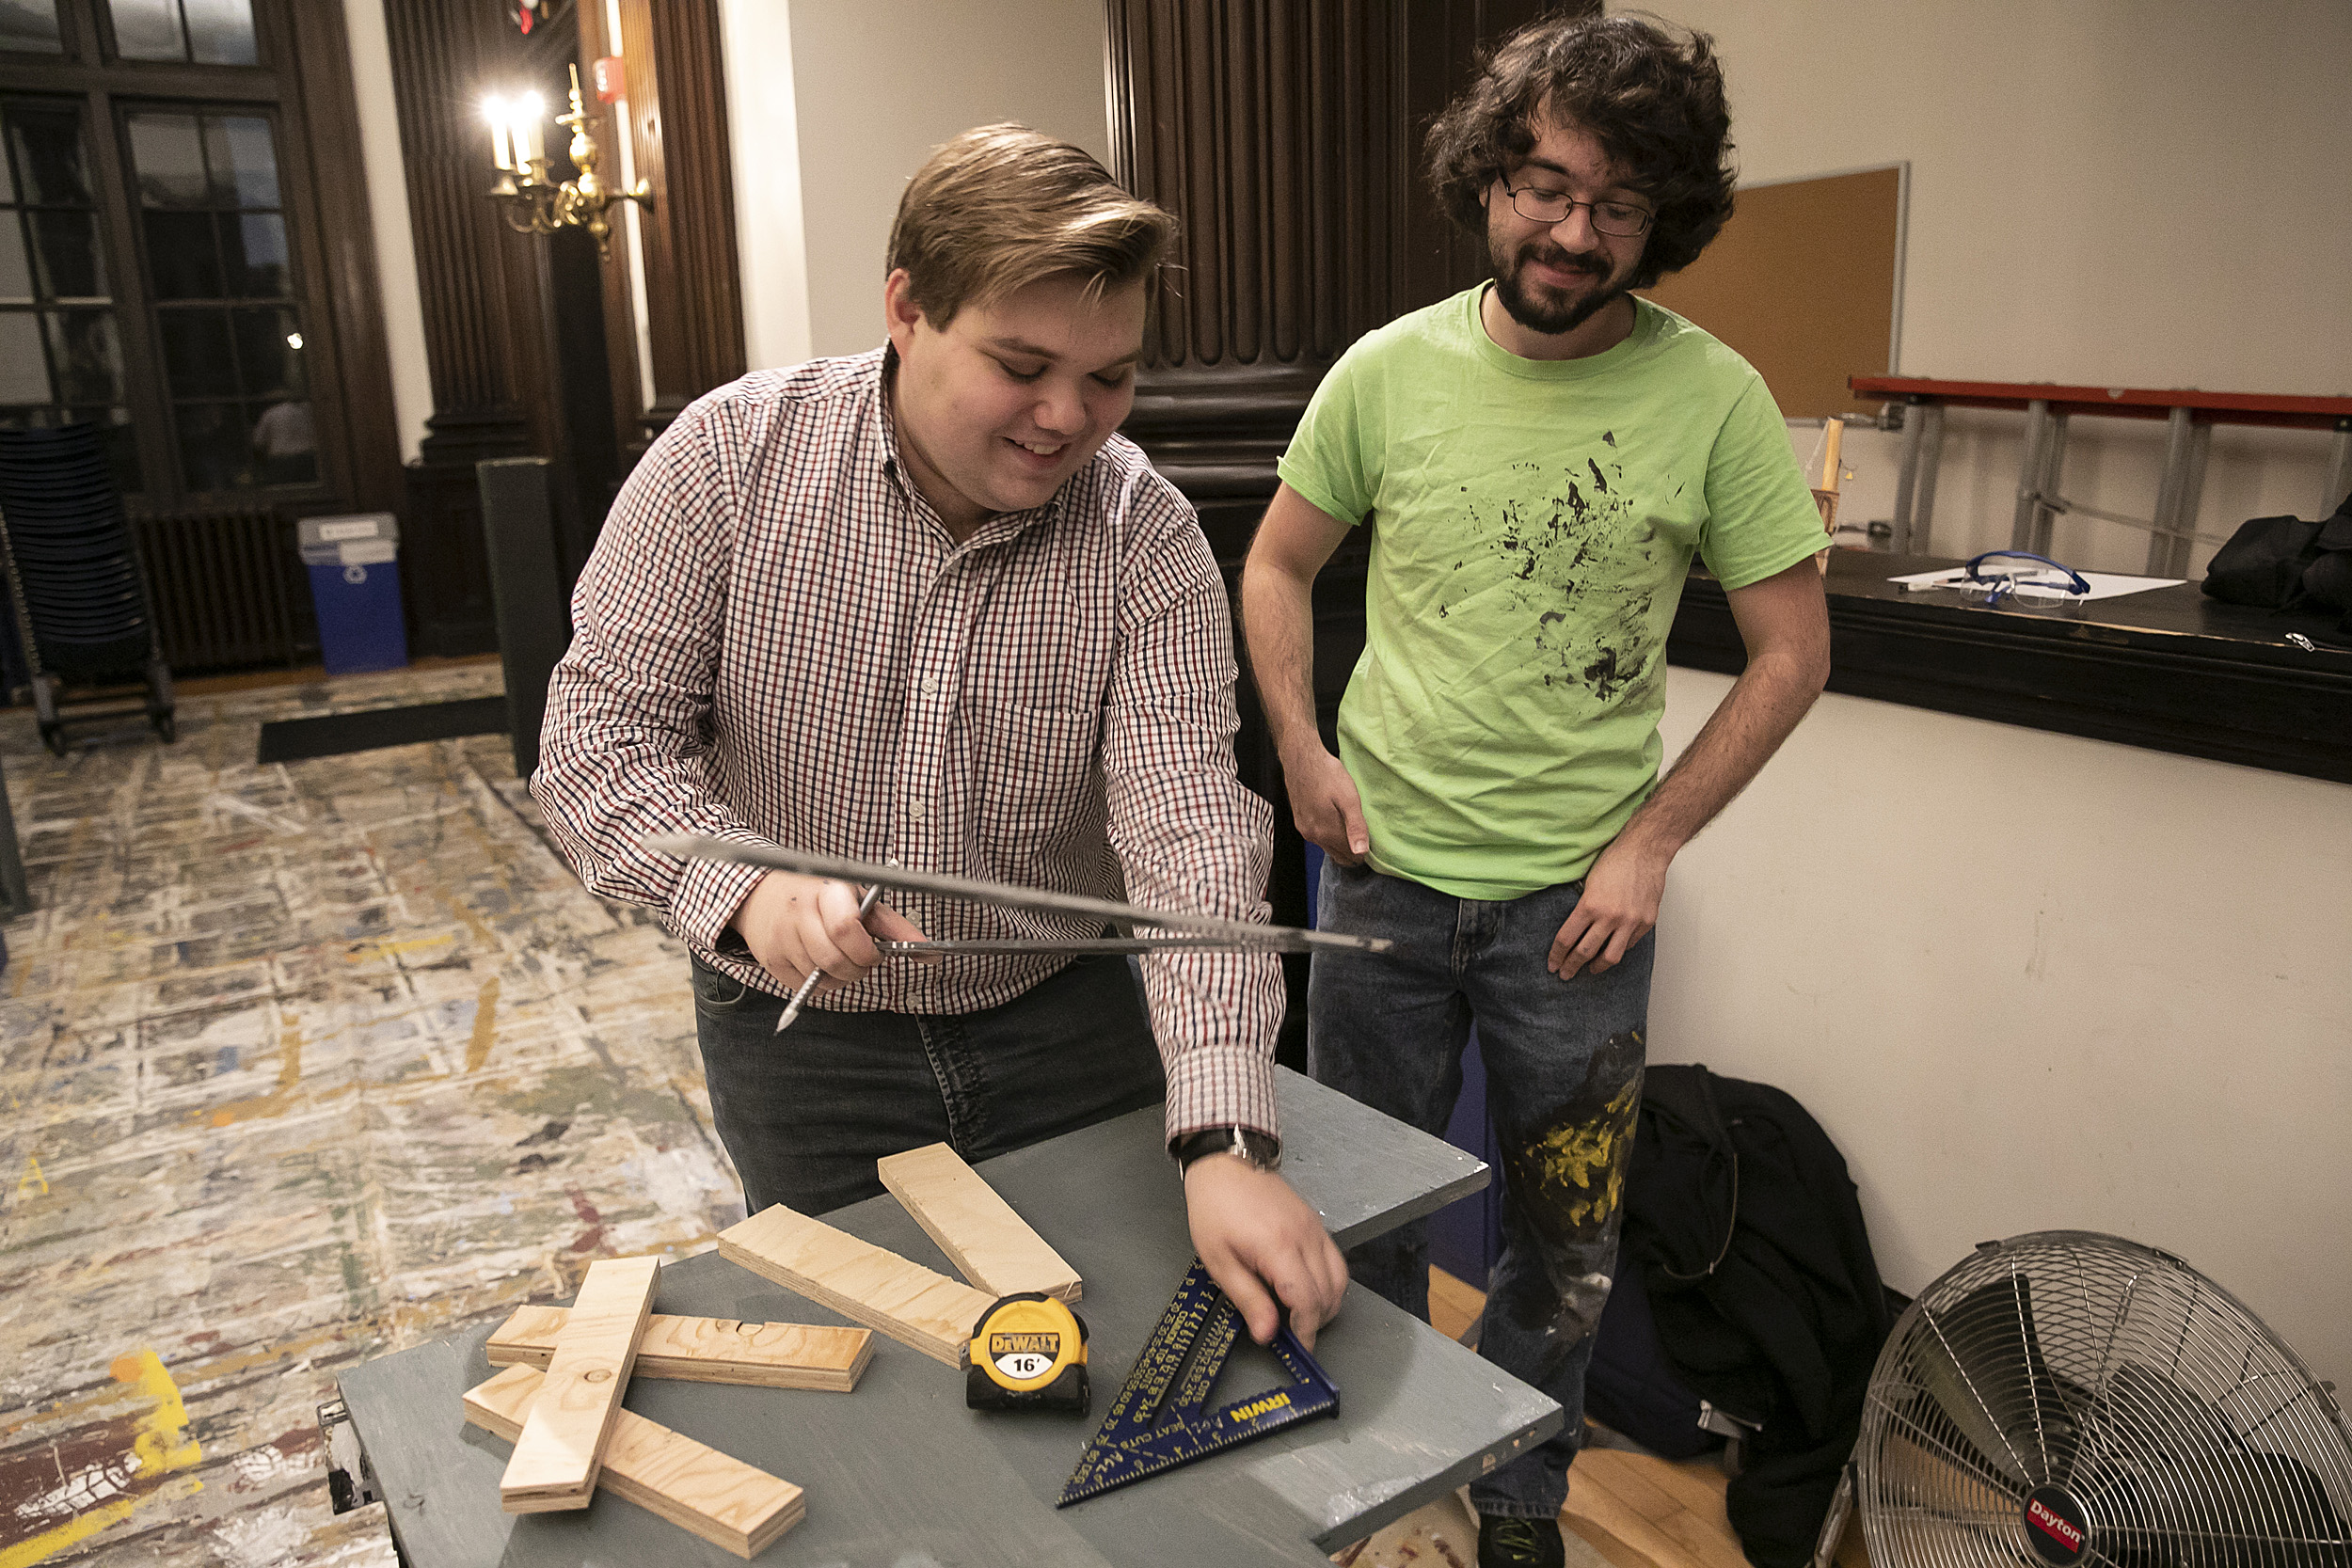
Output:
[{"xmin": 1277, "ymin": 287, "xmax": 1827, "ymax": 900}]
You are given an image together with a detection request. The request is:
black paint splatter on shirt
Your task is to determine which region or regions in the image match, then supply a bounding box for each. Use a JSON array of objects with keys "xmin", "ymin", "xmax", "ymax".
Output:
[{"xmin": 1446, "ymin": 442, "xmax": 1665, "ymax": 703}]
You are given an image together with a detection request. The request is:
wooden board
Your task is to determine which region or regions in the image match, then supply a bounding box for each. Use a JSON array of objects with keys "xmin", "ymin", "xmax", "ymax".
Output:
[
  {"xmin": 466, "ymin": 1366, "xmax": 803, "ymax": 1559},
  {"xmin": 498, "ymin": 1253, "xmax": 660, "ymax": 1513},
  {"xmin": 877, "ymin": 1141, "xmax": 1082, "ymax": 1303},
  {"xmin": 1641, "ymin": 165, "xmax": 1903, "ymax": 420},
  {"xmin": 487, "ymin": 1305, "xmax": 874, "ymax": 1391},
  {"xmin": 717, "ymin": 1204, "xmax": 994, "ymax": 1369}
]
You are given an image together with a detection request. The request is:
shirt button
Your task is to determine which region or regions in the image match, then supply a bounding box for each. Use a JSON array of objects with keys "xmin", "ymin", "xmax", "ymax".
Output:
[
  {"xmin": 918, "ymin": 674, "xmax": 937, "ymax": 695},
  {"xmin": 908, "ymin": 800, "xmax": 926, "ymax": 820}
]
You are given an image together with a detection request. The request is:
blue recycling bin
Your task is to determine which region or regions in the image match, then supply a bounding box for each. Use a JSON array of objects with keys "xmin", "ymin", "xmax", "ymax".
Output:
[{"xmin": 298, "ymin": 513, "xmax": 408, "ymax": 674}]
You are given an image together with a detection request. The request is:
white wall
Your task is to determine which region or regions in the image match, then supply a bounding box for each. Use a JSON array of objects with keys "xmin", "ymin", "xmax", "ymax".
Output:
[
  {"xmin": 1652, "ymin": 667, "xmax": 2352, "ymax": 1387},
  {"xmin": 343, "ymin": 0, "xmax": 433, "ymax": 463},
  {"xmin": 1645, "ymin": 0, "xmax": 2352, "ymax": 574},
  {"xmin": 717, "ymin": 0, "xmax": 813, "ymax": 373},
  {"xmin": 721, "ymin": 0, "xmax": 1111, "ymax": 367}
]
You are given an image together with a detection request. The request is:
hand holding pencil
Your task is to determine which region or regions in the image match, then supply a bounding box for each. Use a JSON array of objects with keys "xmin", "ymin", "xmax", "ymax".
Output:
[
  {"xmin": 774, "ymin": 882, "xmax": 884, "ymax": 1033},
  {"xmin": 725, "ymin": 867, "xmax": 928, "ymax": 1030}
]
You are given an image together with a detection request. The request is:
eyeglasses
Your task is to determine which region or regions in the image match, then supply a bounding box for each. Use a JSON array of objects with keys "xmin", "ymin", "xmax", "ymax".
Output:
[
  {"xmin": 1955, "ymin": 550, "xmax": 2091, "ymax": 608},
  {"xmin": 1502, "ymin": 184, "xmax": 1655, "ymax": 237}
]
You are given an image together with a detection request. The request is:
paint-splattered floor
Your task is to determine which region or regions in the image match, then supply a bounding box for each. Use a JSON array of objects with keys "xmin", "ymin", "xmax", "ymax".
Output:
[{"xmin": 0, "ymin": 663, "xmax": 743, "ymax": 1566}]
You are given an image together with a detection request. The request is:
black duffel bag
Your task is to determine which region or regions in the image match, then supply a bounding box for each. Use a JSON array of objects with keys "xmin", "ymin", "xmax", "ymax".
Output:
[
  {"xmin": 2296, "ymin": 504, "xmax": 2352, "ymax": 614},
  {"xmin": 2201, "ymin": 491, "xmax": 2352, "ymax": 610}
]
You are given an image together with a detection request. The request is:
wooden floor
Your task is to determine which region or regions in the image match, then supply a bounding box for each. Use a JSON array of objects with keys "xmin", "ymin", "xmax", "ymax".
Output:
[{"xmin": 1342, "ymin": 1270, "xmax": 1869, "ymax": 1568}]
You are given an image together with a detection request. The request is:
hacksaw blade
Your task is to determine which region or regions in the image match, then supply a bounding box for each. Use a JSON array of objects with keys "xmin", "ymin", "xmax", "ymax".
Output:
[{"xmin": 642, "ymin": 833, "xmax": 1392, "ymax": 957}]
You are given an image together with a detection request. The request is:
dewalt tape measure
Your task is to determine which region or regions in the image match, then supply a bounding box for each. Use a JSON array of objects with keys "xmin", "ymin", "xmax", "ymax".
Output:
[{"xmin": 966, "ymin": 1292, "xmax": 1090, "ymax": 1414}]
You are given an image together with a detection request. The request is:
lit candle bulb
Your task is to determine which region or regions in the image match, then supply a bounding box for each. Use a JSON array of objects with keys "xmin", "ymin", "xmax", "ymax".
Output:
[
  {"xmin": 515, "ymin": 92, "xmax": 546, "ymax": 166},
  {"xmin": 484, "ymin": 96, "xmax": 513, "ymax": 171}
]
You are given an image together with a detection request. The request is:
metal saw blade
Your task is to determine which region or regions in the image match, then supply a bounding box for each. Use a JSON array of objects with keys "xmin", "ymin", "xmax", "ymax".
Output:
[{"xmin": 641, "ymin": 833, "xmax": 1392, "ymax": 956}]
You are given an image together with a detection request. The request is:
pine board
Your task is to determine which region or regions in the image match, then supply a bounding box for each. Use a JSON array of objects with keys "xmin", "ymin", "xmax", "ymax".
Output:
[
  {"xmin": 498, "ymin": 1254, "xmax": 660, "ymax": 1512},
  {"xmin": 487, "ymin": 1305, "xmax": 873, "ymax": 1391},
  {"xmin": 877, "ymin": 1141, "xmax": 1082, "ymax": 1302},
  {"xmin": 717, "ymin": 1204, "xmax": 994, "ymax": 1368},
  {"xmin": 466, "ymin": 1366, "xmax": 804, "ymax": 1559}
]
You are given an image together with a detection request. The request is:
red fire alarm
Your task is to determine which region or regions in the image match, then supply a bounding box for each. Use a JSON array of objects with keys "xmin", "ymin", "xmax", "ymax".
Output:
[{"xmin": 591, "ymin": 55, "xmax": 626, "ymax": 103}]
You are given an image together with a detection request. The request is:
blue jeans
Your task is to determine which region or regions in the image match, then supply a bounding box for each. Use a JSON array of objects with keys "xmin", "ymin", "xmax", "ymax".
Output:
[
  {"xmin": 1309, "ymin": 858, "xmax": 1651, "ymax": 1519},
  {"xmin": 692, "ymin": 954, "xmax": 1167, "ymax": 1216}
]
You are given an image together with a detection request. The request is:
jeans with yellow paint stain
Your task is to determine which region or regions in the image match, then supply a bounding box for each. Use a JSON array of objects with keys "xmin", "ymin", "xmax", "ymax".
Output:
[{"xmin": 1309, "ymin": 856, "xmax": 1650, "ymax": 1520}]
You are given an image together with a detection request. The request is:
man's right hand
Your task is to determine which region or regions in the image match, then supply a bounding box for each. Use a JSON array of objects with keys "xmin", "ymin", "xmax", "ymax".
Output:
[
  {"xmin": 1280, "ymin": 743, "xmax": 1371, "ymax": 865},
  {"xmin": 729, "ymin": 871, "xmax": 930, "ymax": 993}
]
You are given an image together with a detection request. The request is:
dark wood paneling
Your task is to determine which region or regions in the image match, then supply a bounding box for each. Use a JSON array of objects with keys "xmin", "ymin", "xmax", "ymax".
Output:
[
  {"xmin": 1104, "ymin": 0, "xmax": 1546, "ymax": 1061},
  {"xmin": 1110, "ymin": 0, "xmax": 1546, "ymax": 517},
  {"xmin": 381, "ymin": 0, "xmax": 532, "ymax": 655},
  {"xmin": 382, "ymin": 0, "xmax": 645, "ymax": 654},
  {"xmin": 382, "ymin": 0, "xmax": 534, "ymax": 450},
  {"xmin": 571, "ymin": 1, "xmax": 647, "ymax": 466},
  {"xmin": 613, "ymin": 0, "xmax": 743, "ymax": 439},
  {"xmin": 280, "ymin": 0, "xmax": 402, "ymax": 516}
]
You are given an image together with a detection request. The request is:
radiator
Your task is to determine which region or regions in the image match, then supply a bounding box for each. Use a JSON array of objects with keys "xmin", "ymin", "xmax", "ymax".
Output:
[{"xmin": 132, "ymin": 509, "xmax": 315, "ymax": 673}]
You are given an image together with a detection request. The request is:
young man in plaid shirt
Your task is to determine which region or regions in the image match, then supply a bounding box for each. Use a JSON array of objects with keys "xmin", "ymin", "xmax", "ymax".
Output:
[{"xmin": 532, "ymin": 125, "xmax": 1345, "ymax": 1346}]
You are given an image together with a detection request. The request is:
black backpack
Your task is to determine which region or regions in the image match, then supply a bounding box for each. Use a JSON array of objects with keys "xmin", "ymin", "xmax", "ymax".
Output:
[{"xmin": 1601, "ymin": 1065, "xmax": 1894, "ymax": 1568}]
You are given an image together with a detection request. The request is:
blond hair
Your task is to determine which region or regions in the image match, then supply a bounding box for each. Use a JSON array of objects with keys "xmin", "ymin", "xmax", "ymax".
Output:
[{"xmin": 886, "ymin": 123, "xmax": 1174, "ymax": 326}]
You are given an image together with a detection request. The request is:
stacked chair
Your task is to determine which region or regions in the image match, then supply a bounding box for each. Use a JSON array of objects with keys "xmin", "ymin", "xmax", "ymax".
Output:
[{"xmin": 0, "ymin": 424, "xmax": 176, "ymax": 754}]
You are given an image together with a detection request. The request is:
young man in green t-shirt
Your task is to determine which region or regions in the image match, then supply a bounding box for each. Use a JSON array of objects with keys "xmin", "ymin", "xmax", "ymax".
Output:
[{"xmin": 1241, "ymin": 15, "xmax": 1832, "ymax": 1565}]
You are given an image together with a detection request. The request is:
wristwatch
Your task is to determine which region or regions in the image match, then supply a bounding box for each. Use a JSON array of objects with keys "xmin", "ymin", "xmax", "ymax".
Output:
[{"xmin": 1174, "ymin": 1126, "xmax": 1283, "ymax": 1174}]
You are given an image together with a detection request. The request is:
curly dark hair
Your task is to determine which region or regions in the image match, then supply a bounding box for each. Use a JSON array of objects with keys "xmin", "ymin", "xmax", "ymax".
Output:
[{"xmin": 1425, "ymin": 11, "xmax": 1736, "ymax": 289}]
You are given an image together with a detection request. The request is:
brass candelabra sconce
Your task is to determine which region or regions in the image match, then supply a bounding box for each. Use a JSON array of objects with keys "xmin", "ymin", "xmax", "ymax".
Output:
[{"xmin": 483, "ymin": 64, "xmax": 649, "ymax": 257}]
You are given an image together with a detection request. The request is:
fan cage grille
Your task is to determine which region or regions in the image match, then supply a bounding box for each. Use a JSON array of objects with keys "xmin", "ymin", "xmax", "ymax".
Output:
[{"xmin": 1857, "ymin": 1231, "xmax": 2352, "ymax": 1568}]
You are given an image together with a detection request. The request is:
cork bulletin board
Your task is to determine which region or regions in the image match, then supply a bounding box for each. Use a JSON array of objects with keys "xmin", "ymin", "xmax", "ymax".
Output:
[{"xmin": 1640, "ymin": 163, "xmax": 1907, "ymax": 420}]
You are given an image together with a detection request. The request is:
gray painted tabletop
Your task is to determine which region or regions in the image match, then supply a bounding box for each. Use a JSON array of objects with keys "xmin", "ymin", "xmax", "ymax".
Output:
[{"xmin": 339, "ymin": 1068, "xmax": 1563, "ymax": 1566}]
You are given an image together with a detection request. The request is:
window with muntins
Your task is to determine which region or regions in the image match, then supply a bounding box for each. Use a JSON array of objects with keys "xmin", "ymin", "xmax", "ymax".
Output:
[
  {"xmin": 126, "ymin": 108, "xmax": 310, "ymax": 491},
  {"xmin": 0, "ymin": 0, "xmax": 363, "ymax": 515},
  {"xmin": 0, "ymin": 96, "xmax": 136, "ymax": 491}
]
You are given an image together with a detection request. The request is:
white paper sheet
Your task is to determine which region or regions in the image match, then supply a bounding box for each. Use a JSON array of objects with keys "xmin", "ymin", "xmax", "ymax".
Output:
[{"xmin": 1888, "ymin": 568, "xmax": 2185, "ymax": 602}]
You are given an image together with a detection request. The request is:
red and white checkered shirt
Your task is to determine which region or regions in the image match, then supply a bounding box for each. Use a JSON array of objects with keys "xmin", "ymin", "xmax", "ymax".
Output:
[{"xmin": 531, "ymin": 349, "xmax": 1283, "ymax": 1143}]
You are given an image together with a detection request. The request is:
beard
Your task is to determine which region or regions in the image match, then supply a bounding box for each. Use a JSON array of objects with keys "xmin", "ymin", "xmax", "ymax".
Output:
[{"xmin": 1489, "ymin": 236, "xmax": 1631, "ymax": 337}]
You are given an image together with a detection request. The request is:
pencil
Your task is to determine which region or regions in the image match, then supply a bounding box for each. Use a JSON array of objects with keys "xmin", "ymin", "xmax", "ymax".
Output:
[{"xmin": 774, "ymin": 881, "xmax": 885, "ymax": 1034}]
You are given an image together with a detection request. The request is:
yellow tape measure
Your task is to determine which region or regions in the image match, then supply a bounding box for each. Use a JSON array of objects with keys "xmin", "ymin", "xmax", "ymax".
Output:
[{"xmin": 966, "ymin": 1292, "xmax": 1090, "ymax": 1414}]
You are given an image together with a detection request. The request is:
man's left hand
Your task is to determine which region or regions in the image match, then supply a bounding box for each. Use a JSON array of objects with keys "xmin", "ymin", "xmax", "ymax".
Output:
[
  {"xmin": 1183, "ymin": 1156, "xmax": 1349, "ymax": 1350},
  {"xmin": 1549, "ymin": 832, "xmax": 1673, "ymax": 978}
]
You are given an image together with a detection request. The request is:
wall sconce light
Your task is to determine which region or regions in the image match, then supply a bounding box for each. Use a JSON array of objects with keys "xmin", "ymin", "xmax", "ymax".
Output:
[{"xmin": 483, "ymin": 64, "xmax": 648, "ymax": 256}]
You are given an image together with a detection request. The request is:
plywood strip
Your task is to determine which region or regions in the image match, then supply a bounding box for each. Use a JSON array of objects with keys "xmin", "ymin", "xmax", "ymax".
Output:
[
  {"xmin": 717, "ymin": 1205, "xmax": 994, "ymax": 1369},
  {"xmin": 488, "ymin": 1305, "xmax": 874, "ymax": 1391},
  {"xmin": 876, "ymin": 1142, "xmax": 1082, "ymax": 1303},
  {"xmin": 466, "ymin": 1366, "xmax": 803, "ymax": 1559},
  {"xmin": 498, "ymin": 1253, "xmax": 660, "ymax": 1513}
]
